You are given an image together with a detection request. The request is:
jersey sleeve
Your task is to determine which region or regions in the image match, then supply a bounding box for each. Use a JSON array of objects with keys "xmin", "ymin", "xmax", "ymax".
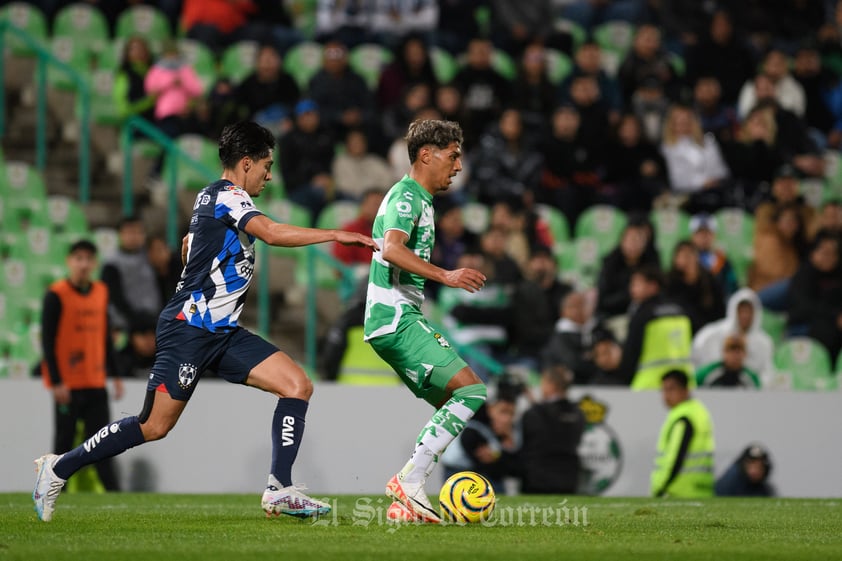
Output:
[
  {"xmin": 214, "ymin": 186, "xmax": 263, "ymax": 231},
  {"xmin": 381, "ymin": 186, "xmax": 422, "ymax": 237}
]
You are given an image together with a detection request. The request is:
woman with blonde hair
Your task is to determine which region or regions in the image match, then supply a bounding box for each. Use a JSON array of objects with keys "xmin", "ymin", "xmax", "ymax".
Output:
[{"xmin": 660, "ymin": 104, "xmax": 732, "ymax": 213}]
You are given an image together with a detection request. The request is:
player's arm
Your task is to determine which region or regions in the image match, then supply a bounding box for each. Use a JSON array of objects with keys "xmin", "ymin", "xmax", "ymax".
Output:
[
  {"xmin": 181, "ymin": 234, "xmax": 189, "ymax": 266},
  {"xmin": 244, "ymin": 214, "xmax": 379, "ymax": 251},
  {"xmin": 381, "ymin": 229, "xmax": 485, "ymax": 292},
  {"xmin": 40, "ymin": 291, "xmax": 70, "ymax": 405}
]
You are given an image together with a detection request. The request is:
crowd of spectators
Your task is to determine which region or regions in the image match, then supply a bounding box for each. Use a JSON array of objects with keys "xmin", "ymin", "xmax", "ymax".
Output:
[{"xmin": 13, "ymin": 0, "xmax": 842, "ymax": 386}]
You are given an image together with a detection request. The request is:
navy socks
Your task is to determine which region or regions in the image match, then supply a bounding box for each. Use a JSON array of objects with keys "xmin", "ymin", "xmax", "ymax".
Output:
[
  {"xmin": 53, "ymin": 416, "xmax": 145, "ymax": 480},
  {"xmin": 270, "ymin": 398, "xmax": 308, "ymax": 487}
]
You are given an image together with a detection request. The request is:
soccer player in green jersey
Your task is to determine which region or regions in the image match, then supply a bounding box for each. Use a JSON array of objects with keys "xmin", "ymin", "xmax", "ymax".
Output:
[{"xmin": 364, "ymin": 119, "xmax": 488, "ymax": 523}]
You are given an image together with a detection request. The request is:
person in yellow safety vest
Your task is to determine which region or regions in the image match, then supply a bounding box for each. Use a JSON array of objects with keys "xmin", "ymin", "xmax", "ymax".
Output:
[
  {"xmin": 619, "ymin": 264, "xmax": 695, "ymax": 390},
  {"xmin": 651, "ymin": 369, "xmax": 715, "ymax": 498}
]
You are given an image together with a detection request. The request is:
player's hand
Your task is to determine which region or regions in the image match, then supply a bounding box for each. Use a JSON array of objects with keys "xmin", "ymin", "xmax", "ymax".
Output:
[
  {"xmin": 335, "ymin": 231, "xmax": 380, "ymax": 251},
  {"xmin": 52, "ymin": 385, "xmax": 71, "ymax": 405},
  {"xmin": 443, "ymin": 268, "xmax": 486, "ymax": 293}
]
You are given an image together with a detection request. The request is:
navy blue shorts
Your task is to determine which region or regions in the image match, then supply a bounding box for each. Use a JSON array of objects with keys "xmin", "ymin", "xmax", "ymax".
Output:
[{"xmin": 147, "ymin": 319, "xmax": 279, "ymax": 401}]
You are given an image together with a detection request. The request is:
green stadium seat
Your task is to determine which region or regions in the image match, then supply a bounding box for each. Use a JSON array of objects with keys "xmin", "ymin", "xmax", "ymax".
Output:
[
  {"xmin": 266, "ymin": 200, "xmax": 312, "ymax": 256},
  {"xmin": 593, "ymin": 20, "xmax": 635, "ymax": 57},
  {"xmin": 221, "ymin": 40, "xmax": 260, "ymax": 85},
  {"xmin": 92, "ymin": 227, "xmax": 119, "ymax": 260},
  {"xmin": 462, "ymin": 201, "xmax": 490, "ymax": 235},
  {"xmin": 47, "ymin": 195, "xmax": 89, "ymax": 237},
  {"xmin": 554, "ymin": 18, "xmax": 587, "ymax": 51},
  {"xmin": 8, "ymin": 227, "xmax": 66, "ymax": 292},
  {"xmin": 668, "ymin": 52, "xmax": 685, "ymax": 76},
  {"xmin": 2, "ymin": 258, "xmax": 42, "ymax": 327},
  {"xmin": 760, "ymin": 310, "xmax": 787, "ymax": 346},
  {"xmin": 772, "ymin": 337, "xmax": 835, "ymax": 391},
  {"xmin": 2, "ymin": 161, "xmax": 47, "ymax": 214},
  {"xmin": 85, "ymin": 68, "xmax": 120, "ymax": 125},
  {"xmin": 491, "ymin": 49, "xmax": 517, "ymax": 81},
  {"xmin": 283, "ymin": 41, "xmax": 323, "ymax": 90},
  {"xmin": 47, "ymin": 36, "xmax": 93, "ymax": 91},
  {"xmin": 5, "ymin": 322, "xmax": 42, "ymax": 379},
  {"xmin": 114, "ymin": 5, "xmax": 171, "ymax": 45},
  {"xmin": 349, "ymin": 43, "xmax": 394, "ymax": 90},
  {"xmin": 1, "ymin": 2, "xmax": 48, "ymax": 56},
  {"xmin": 179, "ymin": 39, "xmax": 218, "ymax": 94},
  {"xmin": 560, "ymin": 236, "xmax": 601, "ymax": 287},
  {"xmin": 164, "ymin": 134, "xmax": 219, "ymax": 191},
  {"xmin": 316, "ymin": 200, "xmax": 360, "ymax": 230},
  {"xmin": 545, "ymin": 49, "xmax": 573, "ymax": 85},
  {"xmin": 714, "ymin": 207, "xmax": 755, "ymax": 285},
  {"xmin": 649, "ymin": 208, "xmax": 691, "ymax": 268},
  {"xmin": 52, "ymin": 3, "xmax": 109, "ymax": 59},
  {"xmin": 94, "ymin": 38, "xmax": 124, "ymax": 71},
  {"xmin": 430, "ymin": 47, "xmax": 458, "ymax": 84},
  {"xmin": 535, "ymin": 203, "xmax": 571, "ymax": 262},
  {"xmin": 574, "ymin": 205, "xmax": 627, "ymax": 258}
]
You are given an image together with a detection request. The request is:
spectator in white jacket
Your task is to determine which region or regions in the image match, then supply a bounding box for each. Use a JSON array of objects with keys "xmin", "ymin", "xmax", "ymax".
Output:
[
  {"xmin": 737, "ymin": 49, "xmax": 806, "ymax": 120},
  {"xmin": 660, "ymin": 104, "xmax": 730, "ymax": 194},
  {"xmin": 691, "ymin": 288, "xmax": 775, "ymax": 383}
]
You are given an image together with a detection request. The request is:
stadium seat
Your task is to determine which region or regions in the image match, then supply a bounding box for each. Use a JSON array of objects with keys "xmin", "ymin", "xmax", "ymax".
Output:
[
  {"xmin": 593, "ymin": 20, "xmax": 635, "ymax": 58},
  {"xmin": 179, "ymin": 39, "xmax": 218, "ymax": 94},
  {"xmin": 1, "ymin": 258, "xmax": 41, "ymax": 328},
  {"xmin": 2, "ymin": 161, "xmax": 47, "ymax": 215},
  {"xmin": 1, "ymin": 2, "xmax": 48, "ymax": 56},
  {"xmin": 554, "ymin": 18, "xmax": 587, "ymax": 51},
  {"xmin": 94, "ymin": 38, "xmax": 124, "ymax": 71},
  {"xmin": 114, "ymin": 5, "xmax": 172, "ymax": 45},
  {"xmin": 266, "ymin": 200, "xmax": 312, "ymax": 256},
  {"xmin": 574, "ymin": 205, "xmax": 627, "ymax": 258},
  {"xmin": 220, "ymin": 40, "xmax": 260, "ymax": 84},
  {"xmin": 649, "ymin": 208, "xmax": 690, "ymax": 268},
  {"xmin": 52, "ymin": 3, "xmax": 109, "ymax": 59},
  {"xmin": 772, "ymin": 337, "xmax": 835, "ymax": 391},
  {"xmin": 430, "ymin": 47, "xmax": 458, "ymax": 84},
  {"xmin": 5, "ymin": 322, "xmax": 42, "ymax": 379},
  {"xmin": 491, "ymin": 49, "xmax": 517, "ymax": 81},
  {"xmin": 47, "ymin": 36, "xmax": 93, "ymax": 91},
  {"xmin": 85, "ymin": 68, "xmax": 120, "ymax": 125},
  {"xmin": 316, "ymin": 200, "xmax": 360, "ymax": 230},
  {"xmin": 535, "ymin": 203, "xmax": 571, "ymax": 257},
  {"xmin": 713, "ymin": 207, "xmax": 754, "ymax": 285},
  {"xmin": 8, "ymin": 227, "xmax": 66, "ymax": 292},
  {"xmin": 164, "ymin": 134, "xmax": 219, "ymax": 191},
  {"xmin": 283, "ymin": 41, "xmax": 323, "ymax": 90},
  {"xmin": 462, "ymin": 201, "xmax": 490, "ymax": 235},
  {"xmin": 349, "ymin": 43, "xmax": 394, "ymax": 90},
  {"xmin": 92, "ymin": 227, "xmax": 119, "ymax": 261},
  {"xmin": 760, "ymin": 310, "xmax": 787, "ymax": 346},
  {"xmin": 545, "ymin": 49, "xmax": 573, "ymax": 85},
  {"xmin": 47, "ymin": 195, "xmax": 89, "ymax": 238},
  {"xmin": 560, "ymin": 236, "xmax": 601, "ymax": 287},
  {"xmin": 337, "ymin": 326, "xmax": 399, "ymax": 386}
]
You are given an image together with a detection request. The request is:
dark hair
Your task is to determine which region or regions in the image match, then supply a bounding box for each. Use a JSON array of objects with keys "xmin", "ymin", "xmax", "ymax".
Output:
[
  {"xmin": 118, "ymin": 214, "xmax": 143, "ymax": 229},
  {"xmin": 218, "ymin": 121, "xmax": 276, "ymax": 170},
  {"xmin": 543, "ymin": 364, "xmax": 574, "ymax": 391},
  {"xmin": 661, "ymin": 369, "xmax": 689, "ymax": 388},
  {"xmin": 405, "ymin": 119, "xmax": 463, "ymax": 164},
  {"xmin": 68, "ymin": 239, "xmax": 97, "ymax": 256},
  {"xmin": 633, "ymin": 264, "xmax": 664, "ymax": 288}
]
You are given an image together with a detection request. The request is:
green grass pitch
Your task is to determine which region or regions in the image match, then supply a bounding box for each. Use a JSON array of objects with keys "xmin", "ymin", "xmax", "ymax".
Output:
[{"xmin": 1, "ymin": 494, "xmax": 840, "ymax": 561}]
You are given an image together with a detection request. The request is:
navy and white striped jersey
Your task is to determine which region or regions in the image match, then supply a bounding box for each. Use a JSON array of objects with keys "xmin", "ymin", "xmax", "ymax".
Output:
[{"xmin": 162, "ymin": 179, "xmax": 263, "ymax": 332}]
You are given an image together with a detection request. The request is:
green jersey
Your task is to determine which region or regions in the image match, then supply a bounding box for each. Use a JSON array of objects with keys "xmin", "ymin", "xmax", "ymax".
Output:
[{"xmin": 364, "ymin": 175, "xmax": 435, "ymax": 340}]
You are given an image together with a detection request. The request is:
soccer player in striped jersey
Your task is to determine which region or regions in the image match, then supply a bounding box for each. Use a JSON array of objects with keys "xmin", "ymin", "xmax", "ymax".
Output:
[
  {"xmin": 364, "ymin": 119, "xmax": 488, "ymax": 523},
  {"xmin": 33, "ymin": 121, "xmax": 378, "ymax": 522}
]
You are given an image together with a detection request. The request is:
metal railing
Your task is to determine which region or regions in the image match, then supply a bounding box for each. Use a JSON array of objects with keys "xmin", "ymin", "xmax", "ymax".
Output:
[{"xmin": 0, "ymin": 20, "xmax": 90, "ymax": 202}]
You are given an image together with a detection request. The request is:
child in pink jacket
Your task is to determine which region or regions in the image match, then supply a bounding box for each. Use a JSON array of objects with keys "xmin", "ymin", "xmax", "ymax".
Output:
[{"xmin": 144, "ymin": 41, "xmax": 204, "ymax": 136}]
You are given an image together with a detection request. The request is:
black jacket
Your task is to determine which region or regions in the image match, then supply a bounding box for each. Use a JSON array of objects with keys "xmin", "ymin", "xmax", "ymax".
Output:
[{"xmin": 520, "ymin": 398, "xmax": 585, "ymax": 494}]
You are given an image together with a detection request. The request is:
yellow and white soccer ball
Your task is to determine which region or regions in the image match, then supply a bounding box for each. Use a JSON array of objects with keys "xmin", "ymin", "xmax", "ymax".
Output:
[{"xmin": 438, "ymin": 471, "xmax": 496, "ymax": 523}]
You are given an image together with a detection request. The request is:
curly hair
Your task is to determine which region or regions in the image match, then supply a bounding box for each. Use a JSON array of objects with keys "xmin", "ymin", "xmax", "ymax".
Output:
[{"xmin": 405, "ymin": 119, "xmax": 463, "ymax": 164}]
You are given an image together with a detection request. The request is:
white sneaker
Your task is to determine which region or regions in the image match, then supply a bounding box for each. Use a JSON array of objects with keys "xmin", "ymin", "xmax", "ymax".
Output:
[
  {"xmin": 261, "ymin": 476, "xmax": 331, "ymax": 518},
  {"xmin": 386, "ymin": 474, "xmax": 441, "ymax": 524},
  {"xmin": 33, "ymin": 454, "xmax": 66, "ymax": 522}
]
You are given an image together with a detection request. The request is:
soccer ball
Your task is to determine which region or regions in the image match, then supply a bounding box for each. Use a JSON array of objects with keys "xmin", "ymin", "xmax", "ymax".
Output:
[{"xmin": 438, "ymin": 471, "xmax": 496, "ymax": 523}]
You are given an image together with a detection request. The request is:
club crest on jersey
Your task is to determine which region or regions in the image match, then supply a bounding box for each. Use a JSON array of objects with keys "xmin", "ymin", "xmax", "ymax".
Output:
[
  {"xmin": 178, "ymin": 363, "xmax": 197, "ymax": 389},
  {"xmin": 433, "ymin": 333, "xmax": 451, "ymax": 348}
]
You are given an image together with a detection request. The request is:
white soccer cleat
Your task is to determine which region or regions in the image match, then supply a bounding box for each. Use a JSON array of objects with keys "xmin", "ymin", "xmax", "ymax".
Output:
[
  {"xmin": 261, "ymin": 476, "xmax": 331, "ymax": 519},
  {"xmin": 385, "ymin": 474, "xmax": 441, "ymax": 524},
  {"xmin": 386, "ymin": 501, "xmax": 421, "ymax": 523},
  {"xmin": 33, "ymin": 454, "xmax": 66, "ymax": 522}
]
